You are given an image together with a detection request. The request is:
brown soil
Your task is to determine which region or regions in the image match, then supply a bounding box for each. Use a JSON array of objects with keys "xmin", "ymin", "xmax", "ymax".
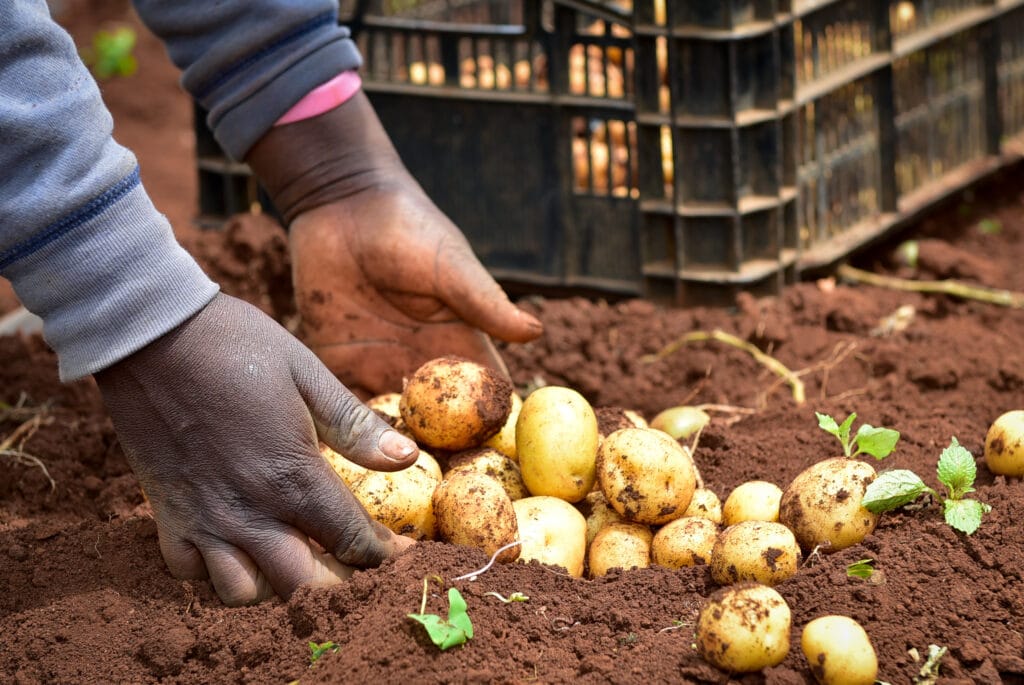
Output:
[{"xmin": 3, "ymin": 3, "xmax": 1024, "ymax": 684}]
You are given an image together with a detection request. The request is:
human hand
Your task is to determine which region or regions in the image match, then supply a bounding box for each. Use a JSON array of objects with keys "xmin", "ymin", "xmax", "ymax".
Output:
[{"xmin": 94, "ymin": 293, "xmax": 418, "ymax": 606}]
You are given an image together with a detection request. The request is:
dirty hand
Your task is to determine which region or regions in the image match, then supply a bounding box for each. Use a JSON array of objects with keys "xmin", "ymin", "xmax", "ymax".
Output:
[
  {"xmin": 245, "ymin": 91, "xmax": 543, "ymax": 397},
  {"xmin": 94, "ymin": 293, "xmax": 418, "ymax": 606}
]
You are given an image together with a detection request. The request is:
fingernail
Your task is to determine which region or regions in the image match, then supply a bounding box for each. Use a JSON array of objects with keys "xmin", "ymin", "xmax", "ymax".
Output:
[
  {"xmin": 520, "ymin": 309, "xmax": 543, "ymax": 333},
  {"xmin": 379, "ymin": 430, "xmax": 418, "ymax": 462}
]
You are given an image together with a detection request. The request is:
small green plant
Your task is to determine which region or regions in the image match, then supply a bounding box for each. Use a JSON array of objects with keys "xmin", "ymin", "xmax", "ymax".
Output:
[
  {"xmin": 407, "ymin": 578, "xmax": 473, "ymax": 650},
  {"xmin": 861, "ymin": 437, "xmax": 991, "ymax": 534},
  {"xmin": 977, "ymin": 218, "xmax": 1002, "ymax": 235},
  {"xmin": 816, "ymin": 412, "xmax": 900, "ymax": 460},
  {"xmin": 80, "ymin": 26, "xmax": 137, "ymax": 80},
  {"xmin": 308, "ymin": 641, "xmax": 338, "ymax": 664},
  {"xmin": 845, "ymin": 558, "xmax": 875, "ymax": 580},
  {"xmin": 484, "ymin": 591, "xmax": 529, "ymax": 603}
]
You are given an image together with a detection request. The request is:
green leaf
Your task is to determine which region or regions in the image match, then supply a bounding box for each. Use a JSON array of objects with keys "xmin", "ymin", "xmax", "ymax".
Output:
[
  {"xmin": 846, "ymin": 558, "xmax": 875, "ymax": 580},
  {"xmin": 816, "ymin": 412, "xmax": 840, "ymax": 436},
  {"xmin": 862, "ymin": 470, "xmax": 931, "ymax": 513},
  {"xmin": 308, "ymin": 641, "xmax": 339, "ymax": 664},
  {"xmin": 977, "ymin": 218, "xmax": 1002, "ymax": 235},
  {"xmin": 854, "ymin": 424, "xmax": 900, "ymax": 459},
  {"xmin": 837, "ymin": 414, "xmax": 856, "ymax": 453},
  {"xmin": 936, "ymin": 437, "xmax": 976, "ymax": 500},
  {"xmin": 446, "ymin": 588, "xmax": 473, "ymax": 640},
  {"xmin": 407, "ymin": 588, "xmax": 472, "ymax": 651},
  {"xmin": 943, "ymin": 498, "xmax": 990, "ymax": 535}
]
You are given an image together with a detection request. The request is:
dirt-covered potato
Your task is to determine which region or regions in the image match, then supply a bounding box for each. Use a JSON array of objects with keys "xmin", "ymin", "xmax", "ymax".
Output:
[
  {"xmin": 710, "ymin": 520, "xmax": 801, "ymax": 586},
  {"xmin": 483, "ymin": 391, "xmax": 523, "ymax": 462},
  {"xmin": 432, "ymin": 469, "xmax": 519, "ymax": 562},
  {"xmin": 587, "ymin": 521, "xmax": 653, "ymax": 577},
  {"xmin": 596, "ymin": 406, "xmax": 648, "ymax": 441},
  {"xmin": 697, "ymin": 583, "xmax": 791, "ymax": 673},
  {"xmin": 597, "ymin": 427, "xmax": 697, "ymax": 525},
  {"xmin": 348, "ymin": 465, "xmax": 439, "ymax": 540},
  {"xmin": 399, "ymin": 357, "xmax": 512, "ymax": 451},
  {"xmin": 649, "ymin": 406, "xmax": 710, "ymax": 441},
  {"xmin": 779, "ymin": 457, "xmax": 878, "ymax": 552},
  {"xmin": 516, "ymin": 386, "xmax": 600, "ymax": 502},
  {"xmin": 512, "ymin": 495, "xmax": 587, "ymax": 577},
  {"xmin": 801, "ymin": 615, "xmax": 878, "ymax": 685},
  {"xmin": 684, "ymin": 488, "xmax": 723, "ymax": 524},
  {"xmin": 984, "ymin": 409, "xmax": 1024, "ymax": 477},
  {"xmin": 319, "ymin": 443, "xmax": 369, "ymax": 488},
  {"xmin": 722, "ymin": 480, "xmax": 783, "ymax": 525},
  {"xmin": 366, "ymin": 392, "xmax": 402, "ymax": 419},
  {"xmin": 580, "ymin": 490, "xmax": 625, "ymax": 547},
  {"xmin": 445, "ymin": 447, "xmax": 529, "ymax": 500},
  {"xmin": 651, "ymin": 516, "xmax": 718, "ymax": 569}
]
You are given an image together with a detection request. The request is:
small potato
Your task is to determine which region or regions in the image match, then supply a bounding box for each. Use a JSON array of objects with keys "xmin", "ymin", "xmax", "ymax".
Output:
[
  {"xmin": 710, "ymin": 520, "xmax": 801, "ymax": 586},
  {"xmin": 697, "ymin": 583, "xmax": 791, "ymax": 673},
  {"xmin": 649, "ymin": 406, "xmax": 710, "ymax": 441},
  {"xmin": 684, "ymin": 488, "xmax": 723, "ymax": 524},
  {"xmin": 366, "ymin": 392, "xmax": 402, "ymax": 419},
  {"xmin": 432, "ymin": 470, "xmax": 519, "ymax": 562},
  {"xmin": 349, "ymin": 465, "xmax": 439, "ymax": 540},
  {"xmin": 513, "ymin": 495, "xmax": 588, "ymax": 577},
  {"xmin": 517, "ymin": 386, "xmax": 600, "ymax": 502},
  {"xmin": 984, "ymin": 409, "xmax": 1024, "ymax": 477},
  {"xmin": 801, "ymin": 615, "xmax": 878, "ymax": 685},
  {"xmin": 597, "ymin": 428, "xmax": 697, "ymax": 525},
  {"xmin": 483, "ymin": 391, "xmax": 523, "ymax": 462},
  {"xmin": 400, "ymin": 357, "xmax": 512, "ymax": 451},
  {"xmin": 651, "ymin": 516, "xmax": 718, "ymax": 569},
  {"xmin": 588, "ymin": 521, "xmax": 653, "ymax": 578},
  {"xmin": 722, "ymin": 480, "xmax": 784, "ymax": 525},
  {"xmin": 445, "ymin": 447, "xmax": 529, "ymax": 501},
  {"xmin": 580, "ymin": 490, "xmax": 624, "ymax": 547},
  {"xmin": 779, "ymin": 458, "xmax": 878, "ymax": 553}
]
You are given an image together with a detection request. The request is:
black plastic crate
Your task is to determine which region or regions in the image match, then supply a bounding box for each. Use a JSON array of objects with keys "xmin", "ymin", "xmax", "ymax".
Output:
[{"xmin": 194, "ymin": 0, "xmax": 1024, "ymax": 305}]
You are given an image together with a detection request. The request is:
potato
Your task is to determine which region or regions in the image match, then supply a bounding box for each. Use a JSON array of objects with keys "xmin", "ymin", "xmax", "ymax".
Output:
[
  {"xmin": 710, "ymin": 520, "xmax": 801, "ymax": 586},
  {"xmin": 596, "ymin": 406, "xmax": 648, "ymax": 442},
  {"xmin": 801, "ymin": 615, "xmax": 878, "ymax": 685},
  {"xmin": 684, "ymin": 488, "xmax": 723, "ymax": 524},
  {"xmin": 400, "ymin": 357, "xmax": 512, "ymax": 451},
  {"xmin": 696, "ymin": 583, "xmax": 791, "ymax": 673},
  {"xmin": 649, "ymin": 406, "xmax": 710, "ymax": 441},
  {"xmin": 349, "ymin": 464, "xmax": 438, "ymax": 540},
  {"xmin": 580, "ymin": 490, "xmax": 624, "ymax": 547},
  {"xmin": 597, "ymin": 427, "xmax": 697, "ymax": 525},
  {"xmin": 651, "ymin": 516, "xmax": 718, "ymax": 569},
  {"xmin": 432, "ymin": 470, "xmax": 519, "ymax": 562},
  {"xmin": 366, "ymin": 392, "xmax": 402, "ymax": 419},
  {"xmin": 588, "ymin": 522, "xmax": 653, "ymax": 578},
  {"xmin": 516, "ymin": 386, "xmax": 599, "ymax": 502},
  {"xmin": 984, "ymin": 409, "xmax": 1024, "ymax": 477},
  {"xmin": 779, "ymin": 458, "xmax": 878, "ymax": 552},
  {"xmin": 512, "ymin": 496, "xmax": 587, "ymax": 577},
  {"xmin": 446, "ymin": 447, "xmax": 529, "ymax": 500},
  {"xmin": 722, "ymin": 480, "xmax": 783, "ymax": 525},
  {"xmin": 483, "ymin": 391, "xmax": 523, "ymax": 462},
  {"xmin": 319, "ymin": 443, "xmax": 368, "ymax": 488}
]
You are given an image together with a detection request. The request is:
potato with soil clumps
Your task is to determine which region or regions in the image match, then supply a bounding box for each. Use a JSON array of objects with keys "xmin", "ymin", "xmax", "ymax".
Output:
[
  {"xmin": 580, "ymin": 490, "xmax": 624, "ymax": 547},
  {"xmin": 348, "ymin": 464, "xmax": 439, "ymax": 540},
  {"xmin": 710, "ymin": 520, "xmax": 801, "ymax": 586},
  {"xmin": 399, "ymin": 357, "xmax": 512, "ymax": 451},
  {"xmin": 684, "ymin": 488, "xmax": 723, "ymax": 523},
  {"xmin": 513, "ymin": 495, "xmax": 587, "ymax": 577},
  {"xmin": 779, "ymin": 458, "xmax": 878, "ymax": 552},
  {"xmin": 432, "ymin": 469, "xmax": 519, "ymax": 562},
  {"xmin": 588, "ymin": 521, "xmax": 652, "ymax": 577},
  {"xmin": 697, "ymin": 583, "xmax": 791, "ymax": 673},
  {"xmin": 597, "ymin": 427, "xmax": 697, "ymax": 525},
  {"xmin": 984, "ymin": 409, "xmax": 1024, "ymax": 477},
  {"xmin": 801, "ymin": 615, "xmax": 878, "ymax": 685},
  {"xmin": 445, "ymin": 447, "xmax": 529, "ymax": 501},
  {"xmin": 651, "ymin": 516, "xmax": 718, "ymax": 569},
  {"xmin": 516, "ymin": 386, "xmax": 599, "ymax": 502}
]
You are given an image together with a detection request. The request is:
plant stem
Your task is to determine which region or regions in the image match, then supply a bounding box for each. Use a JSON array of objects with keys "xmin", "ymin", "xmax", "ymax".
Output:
[{"xmin": 838, "ymin": 264, "xmax": 1024, "ymax": 308}]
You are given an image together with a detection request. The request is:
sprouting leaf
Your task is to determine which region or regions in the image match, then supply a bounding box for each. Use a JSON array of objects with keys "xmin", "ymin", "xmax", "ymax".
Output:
[
  {"xmin": 936, "ymin": 437, "xmax": 976, "ymax": 500},
  {"xmin": 862, "ymin": 470, "xmax": 933, "ymax": 513},
  {"xmin": 485, "ymin": 591, "xmax": 529, "ymax": 603},
  {"xmin": 846, "ymin": 558, "xmax": 875, "ymax": 580},
  {"xmin": 308, "ymin": 641, "xmax": 339, "ymax": 664},
  {"xmin": 855, "ymin": 424, "xmax": 901, "ymax": 460},
  {"xmin": 408, "ymin": 588, "xmax": 473, "ymax": 650},
  {"xmin": 816, "ymin": 411, "xmax": 841, "ymax": 436},
  {"xmin": 943, "ymin": 498, "xmax": 990, "ymax": 535},
  {"xmin": 977, "ymin": 218, "xmax": 1002, "ymax": 235}
]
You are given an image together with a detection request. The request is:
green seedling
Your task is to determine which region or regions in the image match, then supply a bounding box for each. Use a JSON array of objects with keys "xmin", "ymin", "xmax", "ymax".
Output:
[
  {"xmin": 81, "ymin": 27, "xmax": 137, "ymax": 80},
  {"xmin": 862, "ymin": 438, "xmax": 991, "ymax": 534},
  {"xmin": 914, "ymin": 644, "xmax": 948, "ymax": 684},
  {"xmin": 484, "ymin": 591, "xmax": 529, "ymax": 603},
  {"xmin": 816, "ymin": 412, "xmax": 900, "ymax": 460},
  {"xmin": 977, "ymin": 218, "xmax": 1002, "ymax": 235},
  {"xmin": 407, "ymin": 578, "xmax": 473, "ymax": 650},
  {"xmin": 845, "ymin": 558, "xmax": 875, "ymax": 580},
  {"xmin": 308, "ymin": 641, "xmax": 338, "ymax": 664}
]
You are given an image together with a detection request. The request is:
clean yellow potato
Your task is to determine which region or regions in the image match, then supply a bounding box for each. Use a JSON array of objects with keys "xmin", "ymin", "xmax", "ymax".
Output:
[
  {"xmin": 348, "ymin": 464, "xmax": 439, "ymax": 540},
  {"xmin": 697, "ymin": 583, "xmax": 791, "ymax": 673},
  {"xmin": 779, "ymin": 458, "xmax": 878, "ymax": 553},
  {"xmin": 984, "ymin": 410, "xmax": 1024, "ymax": 477},
  {"xmin": 587, "ymin": 522, "xmax": 653, "ymax": 578},
  {"xmin": 722, "ymin": 480, "xmax": 784, "ymax": 525},
  {"xmin": 710, "ymin": 520, "xmax": 801, "ymax": 586},
  {"xmin": 649, "ymin": 406, "xmax": 710, "ymax": 441},
  {"xmin": 651, "ymin": 516, "xmax": 718, "ymax": 569},
  {"xmin": 432, "ymin": 470, "xmax": 519, "ymax": 562},
  {"xmin": 581, "ymin": 490, "xmax": 624, "ymax": 547},
  {"xmin": 445, "ymin": 447, "xmax": 529, "ymax": 501},
  {"xmin": 597, "ymin": 427, "xmax": 697, "ymax": 525},
  {"xmin": 483, "ymin": 391, "xmax": 523, "ymax": 462},
  {"xmin": 512, "ymin": 495, "xmax": 588, "ymax": 577},
  {"xmin": 684, "ymin": 488, "xmax": 723, "ymax": 523},
  {"xmin": 400, "ymin": 357, "xmax": 512, "ymax": 451},
  {"xmin": 801, "ymin": 615, "xmax": 878, "ymax": 685},
  {"xmin": 516, "ymin": 386, "xmax": 600, "ymax": 502}
]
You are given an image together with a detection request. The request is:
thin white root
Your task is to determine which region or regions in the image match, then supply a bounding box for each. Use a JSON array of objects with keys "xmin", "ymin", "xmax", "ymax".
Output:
[{"xmin": 451, "ymin": 540, "xmax": 523, "ymax": 582}]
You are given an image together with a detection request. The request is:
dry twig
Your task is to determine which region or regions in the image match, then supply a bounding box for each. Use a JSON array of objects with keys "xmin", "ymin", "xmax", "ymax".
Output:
[
  {"xmin": 838, "ymin": 263, "xmax": 1024, "ymax": 308},
  {"xmin": 0, "ymin": 408, "xmax": 55, "ymax": 491}
]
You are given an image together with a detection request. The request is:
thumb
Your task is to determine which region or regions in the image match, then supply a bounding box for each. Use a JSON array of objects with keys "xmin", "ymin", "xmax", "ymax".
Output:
[{"xmin": 290, "ymin": 342, "xmax": 418, "ymax": 471}]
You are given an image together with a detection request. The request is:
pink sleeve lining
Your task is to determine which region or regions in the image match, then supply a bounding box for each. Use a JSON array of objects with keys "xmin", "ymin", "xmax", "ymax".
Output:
[{"xmin": 274, "ymin": 71, "xmax": 362, "ymax": 126}]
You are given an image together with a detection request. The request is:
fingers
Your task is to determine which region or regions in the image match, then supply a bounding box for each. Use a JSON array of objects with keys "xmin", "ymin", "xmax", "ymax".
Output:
[{"xmin": 200, "ymin": 544, "xmax": 276, "ymax": 607}]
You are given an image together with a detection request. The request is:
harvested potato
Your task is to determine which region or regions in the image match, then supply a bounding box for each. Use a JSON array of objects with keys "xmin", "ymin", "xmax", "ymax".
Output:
[
  {"xmin": 513, "ymin": 495, "xmax": 587, "ymax": 577},
  {"xmin": 651, "ymin": 516, "xmax": 718, "ymax": 569},
  {"xmin": 319, "ymin": 443, "xmax": 369, "ymax": 488},
  {"xmin": 722, "ymin": 480, "xmax": 784, "ymax": 525},
  {"xmin": 597, "ymin": 427, "xmax": 697, "ymax": 525},
  {"xmin": 412, "ymin": 450, "xmax": 443, "ymax": 482},
  {"xmin": 366, "ymin": 392, "xmax": 402, "ymax": 419},
  {"xmin": 483, "ymin": 391, "xmax": 523, "ymax": 462},
  {"xmin": 516, "ymin": 386, "xmax": 599, "ymax": 502},
  {"xmin": 580, "ymin": 490, "xmax": 624, "ymax": 547},
  {"xmin": 684, "ymin": 488, "xmax": 723, "ymax": 524},
  {"xmin": 588, "ymin": 521, "xmax": 653, "ymax": 577},
  {"xmin": 697, "ymin": 583, "xmax": 791, "ymax": 673},
  {"xmin": 984, "ymin": 409, "xmax": 1024, "ymax": 477},
  {"xmin": 349, "ymin": 465, "xmax": 438, "ymax": 540},
  {"xmin": 710, "ymin": 520, "xmax": 801, "ymax": 586},
  {"xmin": 801, "ymin": 615, "xmax": 878, "ymax": 685},
  {"xmin": 779, "ymin": 458, "xmax": 878, "ymax": 552},
  {"xmin": 649, "ymin": 406, "xmax": 710, "ymax": 441},
  {"xmin": 400, "ymin": 357, "xmax": 512, "ymax": 451},
  {"xmin": 432, "ymin": 469, "xmax": 519, "ymax": 562},
  {"xmin": 446, "ymin": 447, "xmax": 529, "ymax": 500}
]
